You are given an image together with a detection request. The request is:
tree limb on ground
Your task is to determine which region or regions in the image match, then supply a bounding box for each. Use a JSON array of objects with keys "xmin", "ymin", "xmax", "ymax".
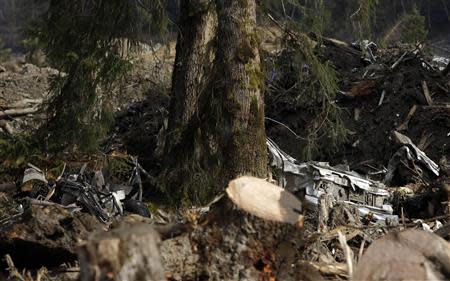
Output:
[{"xmin": 3, "ymin": 98, "xmax": 43, "ymax": 109}]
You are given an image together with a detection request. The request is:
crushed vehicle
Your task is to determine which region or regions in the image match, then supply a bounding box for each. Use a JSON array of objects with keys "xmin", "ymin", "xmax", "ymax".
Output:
[
  {"xmin": 21, "ymin": 159, "xmax": 150, "ymax": 223},
  {"xmin": 267, "ymin": 138, "xmax": 399, "ymax": 224}
]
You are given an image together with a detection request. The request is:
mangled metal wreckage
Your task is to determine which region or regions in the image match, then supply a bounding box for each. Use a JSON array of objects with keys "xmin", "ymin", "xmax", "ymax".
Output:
[
  {"xmin": 267, "ymin": 138, "xmax": 399, "ymax": 224},
  {"xmin": 21, "ymin": 159, "xmax": 149, "ymax": 223}
]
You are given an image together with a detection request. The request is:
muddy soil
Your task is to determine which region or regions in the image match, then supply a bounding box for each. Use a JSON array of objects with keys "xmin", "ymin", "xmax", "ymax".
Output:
[
  {"xmin": 265, "ymin": 43, "xmax": 450, "ymax": 174},
  {"xmin": 0, "ymin": 45, "xmax": 174, "ymax": 134}
]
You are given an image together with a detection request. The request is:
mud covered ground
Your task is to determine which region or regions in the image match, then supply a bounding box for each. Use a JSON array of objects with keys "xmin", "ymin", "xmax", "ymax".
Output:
[{"xmin": 0, "ymin": 44, "xmax": 174, "ymax": 134}]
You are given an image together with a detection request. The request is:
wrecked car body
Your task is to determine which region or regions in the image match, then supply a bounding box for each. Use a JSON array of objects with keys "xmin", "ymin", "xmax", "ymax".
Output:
[{"xmin": 267, "ymin": 138, "xmax": 398, "ymax": 223}]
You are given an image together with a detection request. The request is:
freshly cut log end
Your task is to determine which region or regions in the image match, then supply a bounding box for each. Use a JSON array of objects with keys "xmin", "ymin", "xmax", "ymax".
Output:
[{"xmin": 226, "ymin": 176, "xmax": 304, "ymax": 227}]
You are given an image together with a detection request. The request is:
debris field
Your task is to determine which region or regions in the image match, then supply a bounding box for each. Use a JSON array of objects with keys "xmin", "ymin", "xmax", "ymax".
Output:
[{"xmin": 0, "ymin": 37, "xmax": 450, "ymax": 281}]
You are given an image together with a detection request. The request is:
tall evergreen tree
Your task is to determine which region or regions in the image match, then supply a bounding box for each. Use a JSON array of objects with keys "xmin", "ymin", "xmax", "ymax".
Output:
[
  {"xmin": 165, "ymin": 0, "xmax": 215, "ymax": 155},
  {"xmin": 35, "ymin": 0, "xmax": 167, "ymax": 152},
  {"xmin": 163, "ymin": 0, "xmax": 267, "ymax": 204}
]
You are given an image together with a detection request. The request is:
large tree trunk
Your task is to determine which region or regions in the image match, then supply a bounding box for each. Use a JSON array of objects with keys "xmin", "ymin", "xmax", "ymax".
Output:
[
  {"xmin": 163, "ymin": 0, "xmax": 267, "ymax": 204},
  {"xmin": 165, "ymin": 0, "xmax": 215, "ymax": 154},
  {"xmin": 213, "ymin": 0, "xmax": 267, "ymax": 179}
]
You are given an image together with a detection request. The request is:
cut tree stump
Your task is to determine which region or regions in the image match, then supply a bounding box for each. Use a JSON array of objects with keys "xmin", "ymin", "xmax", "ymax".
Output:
[{"xmin": 78, "ymin": 222, "xmax": 166, "ymax": 281}]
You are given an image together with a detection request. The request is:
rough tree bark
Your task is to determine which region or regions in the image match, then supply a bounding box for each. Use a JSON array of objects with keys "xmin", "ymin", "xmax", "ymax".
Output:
[
  {"xmin": 213, "ymin": 0, "xmax": 267, "ymax": 179},
  {"xmin": 163, "ymin": 0, "xmax": 267, "ymax": 204},
  {"xmin": 165, "ymin": 0, "xmax": 215, "ymax": 154}
]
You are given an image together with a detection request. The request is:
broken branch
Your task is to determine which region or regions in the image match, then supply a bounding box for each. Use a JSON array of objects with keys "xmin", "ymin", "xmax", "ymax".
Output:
[
  {"xmin": 421, "ymin": 81, "xmax": 433, "ymax": 105},
  {"xmin": 338, "ymin": 231, "xmax": 354, "ymax": 277},
  {"xmin": 0, "ymin": 120, "xmax": 13, "ymax": 134},
  {"xmin": 304, "ymin": 261, "xmax": 348, "ymax": 277},
  {"xmin": 391, "ymin": 51, "xmax": 408, "ymax": 70},
  {"xmin": 397, "ymin": 105, "xmax": 417, "ymax": 131}
]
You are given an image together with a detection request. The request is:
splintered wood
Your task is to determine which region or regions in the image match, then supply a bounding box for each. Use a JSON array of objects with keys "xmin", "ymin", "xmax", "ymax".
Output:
[
  {"xmin": 421, "ymin": 81, "xmax": 433, "ymax": 106},
  {"xmin": 226, "ymin": 176, "xmax": 304, "ymax": 227},
  {"xmin": 397, "ymin": 105, "xmax": 417, "ymax": 131}
]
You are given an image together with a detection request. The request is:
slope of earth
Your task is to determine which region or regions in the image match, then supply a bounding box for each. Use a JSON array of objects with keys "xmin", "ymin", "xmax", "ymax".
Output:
[
  {"xmin": 265, "ymin": 42, "xmax": 450, "ymax": 174},
  {"xmin": 0, "ymin": 43, "xmax": 175, "ymax": 134}
]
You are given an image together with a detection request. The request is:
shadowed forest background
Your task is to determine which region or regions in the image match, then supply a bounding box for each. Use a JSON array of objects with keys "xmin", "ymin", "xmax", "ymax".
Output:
[{"xmin": 1, "ymin": 0, "xmax": 450, "ymax": 49}]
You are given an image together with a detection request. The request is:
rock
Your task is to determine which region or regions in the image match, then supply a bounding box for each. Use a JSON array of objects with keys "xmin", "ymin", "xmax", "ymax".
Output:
[
  {"xmin": 78, "ymin": 222, "xmax": 165, "ymax": 281},
  {"xmin": 353, "ymin": 229, "xmax": 450, "ymax": 280}
]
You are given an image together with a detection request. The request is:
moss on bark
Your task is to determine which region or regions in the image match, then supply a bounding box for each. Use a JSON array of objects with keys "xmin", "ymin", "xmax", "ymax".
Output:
[{"xmin": 161, "ymin": 0, "xmax": 267, "ymax": 206}]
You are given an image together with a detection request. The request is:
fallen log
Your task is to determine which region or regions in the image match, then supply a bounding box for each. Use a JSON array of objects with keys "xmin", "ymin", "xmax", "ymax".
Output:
[
  {"xmin": 307, "ymin": 32, "xmax": 362, "ymax": 57},
  {"xmin": 0, "ymin": 107, "xmax": 38, "ymax": 119},
  {"xmin": 4, "ymin": 98, "xmax": 43, "ymax": 109}
]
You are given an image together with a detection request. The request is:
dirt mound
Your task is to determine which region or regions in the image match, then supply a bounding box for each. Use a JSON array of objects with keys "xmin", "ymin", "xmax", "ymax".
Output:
[
  {"xmin": 0, "ymin": 48, "xmax": 174, "ymax": 135},
  {"xmin": 338, "ymin": 48, "xmax": 449, "ymax": 170},
  {"xmin": 110, "ymin": 91, "xmax": 169, "ymax": 176},
  {"xmin": 266, "ymin": 42, "xmax": 450, "ymax": 173},
  {"xmin": 0, "ymin": 61, "xmax": 56, "ymax": 104}
]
